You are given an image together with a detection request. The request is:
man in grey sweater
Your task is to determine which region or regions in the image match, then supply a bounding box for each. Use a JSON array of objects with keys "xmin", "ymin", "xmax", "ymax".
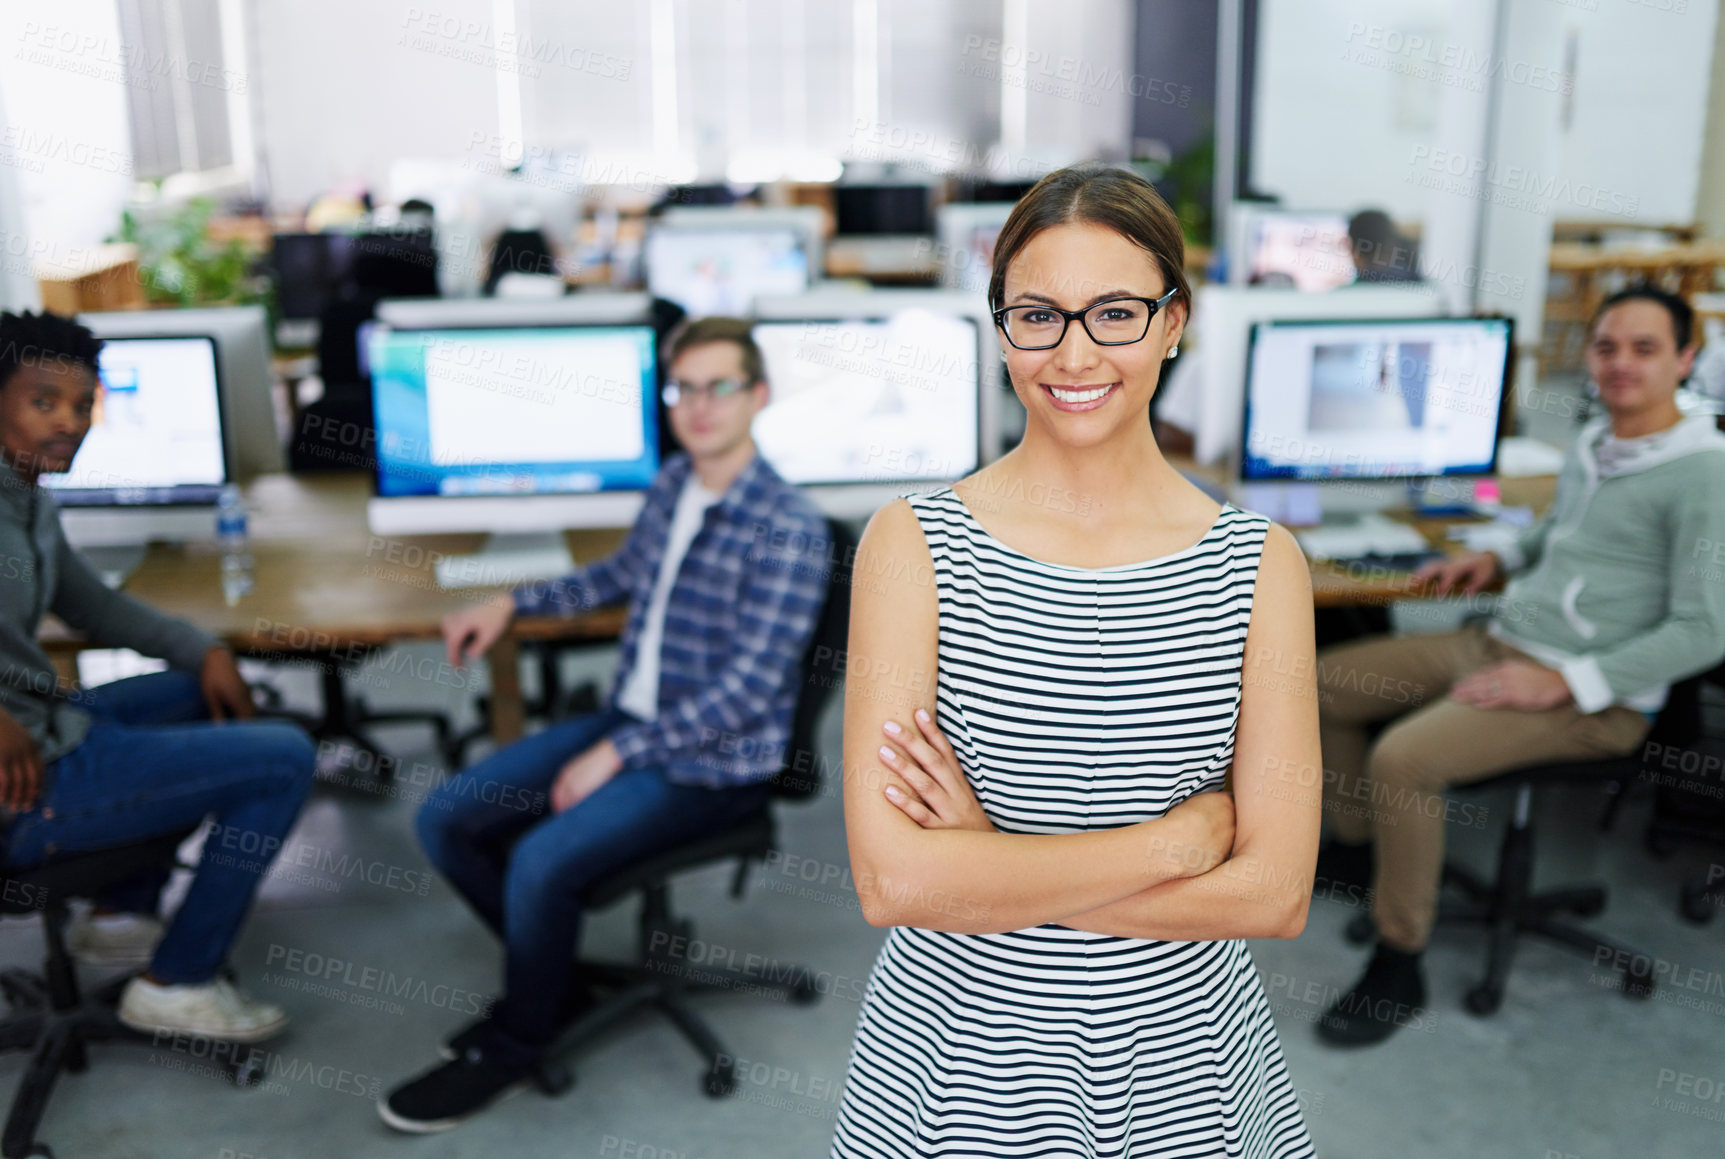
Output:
[
  {"xmin": 1312, "ymin": 285, "xmax": 1725, "ymax": 1045},
  {"xmin": 0, "ymin": 311, "xmax": 315, "ymax": 1042}
]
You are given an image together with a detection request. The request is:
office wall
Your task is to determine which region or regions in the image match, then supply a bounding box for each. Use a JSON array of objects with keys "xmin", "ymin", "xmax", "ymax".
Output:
[
  {"xmin": 250, "ymin": 0, "xmax": 501, "ymax": 210},
  {"xmin": 1250, "ymin": 0, "xmax": 1719, "ymax": 228},
  {"xmin": 1699, "ymin": 5, "xmax": 1725, "ymax": 238}
]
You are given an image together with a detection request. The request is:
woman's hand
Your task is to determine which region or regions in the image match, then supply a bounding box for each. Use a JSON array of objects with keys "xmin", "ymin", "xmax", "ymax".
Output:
[{"xmin": 877, "ymin": 708, "xmax": 994, "ymax": 832}]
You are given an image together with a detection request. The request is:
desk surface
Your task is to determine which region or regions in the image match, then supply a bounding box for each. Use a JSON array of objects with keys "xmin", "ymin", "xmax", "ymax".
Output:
[
  {"xmin": 1548, "ymin": 240, "xmax": 1725, "ymax": 271},
  {"xmin": 42, "ymin": 473, "xmax": 628, "ymax": 653},
  {"xmin": 45, "ymin": 468, "xmax": 1560, "ymax": 646}
]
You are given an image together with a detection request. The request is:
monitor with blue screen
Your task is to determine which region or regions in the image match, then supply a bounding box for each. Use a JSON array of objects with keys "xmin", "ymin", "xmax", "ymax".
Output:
[{"xmin": 368, "ymin": 325, "xmax": 659, "ymax": 500}]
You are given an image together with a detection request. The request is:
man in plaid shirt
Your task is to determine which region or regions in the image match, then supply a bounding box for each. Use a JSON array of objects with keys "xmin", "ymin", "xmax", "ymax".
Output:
[{"xmin": 383, "ymin": 318, "xmax": 830, "ymax": 1133}]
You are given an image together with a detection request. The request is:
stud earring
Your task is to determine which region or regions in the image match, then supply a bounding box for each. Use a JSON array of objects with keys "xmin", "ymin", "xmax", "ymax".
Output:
[{"xmin": 1168, "ymin": 344, "xmax": 1179, "ymax": 358}]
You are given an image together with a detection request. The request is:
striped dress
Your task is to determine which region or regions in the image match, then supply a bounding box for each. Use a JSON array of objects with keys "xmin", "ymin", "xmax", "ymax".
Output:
[{"xmin": 830, "ymin": 489, "xmax": 1314, "ymax": 1158}]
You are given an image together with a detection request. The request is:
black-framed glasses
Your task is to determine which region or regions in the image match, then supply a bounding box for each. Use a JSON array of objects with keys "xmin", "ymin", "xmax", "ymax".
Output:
[
  {"xmin": 992, "ymin": 287, "xmax": 1179, "ymax": 351},
  {"xmin": 662, "ymin": 377, "xmax": 750, "ymax": 407}
]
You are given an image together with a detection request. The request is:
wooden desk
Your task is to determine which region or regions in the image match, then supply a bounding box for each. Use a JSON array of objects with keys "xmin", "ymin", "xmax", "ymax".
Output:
[
  {"xmin": 40, "ymin": 473, "xmax": 627, "ymax": 747},
  {"xmin": 1308, "ymin": 476, "xmax": 1558, "ymax": 606},
  {"xmin": 1162, "ymin": 454, "xmax": 1560, "ymax": 606}
]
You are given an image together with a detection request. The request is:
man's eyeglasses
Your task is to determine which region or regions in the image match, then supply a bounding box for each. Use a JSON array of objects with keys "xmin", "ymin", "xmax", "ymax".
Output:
[
  {"xmin": 661, "ymin": 377, "xmax": 751, "ymax": 407},
  {"xmin": 992, "ymin": 287, "xmax": 1179, "ymax": 351}
]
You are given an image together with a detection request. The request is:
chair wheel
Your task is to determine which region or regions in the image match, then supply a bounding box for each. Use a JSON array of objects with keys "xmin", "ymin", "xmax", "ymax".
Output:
[
  {"xmin": 702, "ymin": 1061, "xmax": 736, "ymax": 1099},
  {"xmin": 1464, "ymin": 984, "xmax": 1502, "ymax": 1016},
  {"xmin": 1343, "ymin": 913, "xmax": 1374, "ymax": 946},
  {"xmin": 1680, "ymin": 882, "xmax": 1716, "ymax": 925},
  {"xmin": 1622, "ymin": 963, "xmax": 1656, "ymax": 1000},
  {"xmin": 232, "ymin": 1052, "xmax": 267, "ymax": 1089},
  {"xmin": 1571, "ymin": 894, "xmax": 1606, "ymax": 919},
  {"xmin": 534, "ymin": 1061, "xmax": 574, "ymax": 1096},
  {"xmin": 789, "ymin": 977, "xmax": 821, "ymax": 1006}
]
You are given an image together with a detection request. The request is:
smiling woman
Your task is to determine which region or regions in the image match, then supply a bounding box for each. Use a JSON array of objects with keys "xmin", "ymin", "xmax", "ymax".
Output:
[{"xmin": 830, "ymin": 165, "xmax": 1322, "ymax": 1158}]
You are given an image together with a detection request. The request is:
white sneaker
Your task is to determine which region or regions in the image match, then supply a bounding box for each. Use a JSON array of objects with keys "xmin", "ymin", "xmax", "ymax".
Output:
[
  {"xmin": 118, "ymin": 976, "xmax": 289, "ymax": 1043},
  {"xmin": 68, "ymin": 912, "xmax": 164, "ymax": 969}
]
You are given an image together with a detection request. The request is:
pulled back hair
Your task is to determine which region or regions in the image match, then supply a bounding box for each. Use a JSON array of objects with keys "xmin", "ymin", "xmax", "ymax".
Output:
[
  {"xmin": 987, "ymin": 164, "xmax": 1191, "ymax": 315},
  {"xmin": 0, "ymin": 310, "xmax": 103, "ymax": 391}
]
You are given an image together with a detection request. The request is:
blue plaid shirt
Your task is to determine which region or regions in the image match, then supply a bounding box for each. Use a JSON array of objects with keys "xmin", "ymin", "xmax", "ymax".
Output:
[{"xmin": 513, "ymin": 452, "xmax": 829, "ymax": 787}]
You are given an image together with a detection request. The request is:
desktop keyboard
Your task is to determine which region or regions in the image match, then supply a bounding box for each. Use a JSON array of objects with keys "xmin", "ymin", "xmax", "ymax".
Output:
[{"xmin": 1326, "ymin": 549, "xmax": 1446, "ymax": 573}]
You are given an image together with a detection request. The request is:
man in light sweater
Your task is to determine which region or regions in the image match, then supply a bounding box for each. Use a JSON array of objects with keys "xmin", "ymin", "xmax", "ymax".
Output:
[
  {"xmin": 1313, "ymin": 285, "xmax": 1725, "ymax": 1046},
  {"xmin": 0, "ymin": 311, "xmax": 316, "ymax": 1042},
  {"xmin": 381, "ymin": 317, "xmax": 828, "ymax": 1132}
]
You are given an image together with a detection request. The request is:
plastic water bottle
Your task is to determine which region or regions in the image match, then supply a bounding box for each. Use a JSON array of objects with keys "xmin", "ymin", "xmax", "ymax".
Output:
[{"xmin": 216, "ymin": 484, "xmax": 253, "ymax": 605}]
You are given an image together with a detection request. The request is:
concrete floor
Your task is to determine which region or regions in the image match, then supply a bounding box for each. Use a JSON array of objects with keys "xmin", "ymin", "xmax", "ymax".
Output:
[
  {"xmin": 4, "ymin": 378, "xmax": 1721, "ymax": 1157},
  {"xmin": 1, "ymin": 640, "xmax": 1719, "ymax": 1159}
]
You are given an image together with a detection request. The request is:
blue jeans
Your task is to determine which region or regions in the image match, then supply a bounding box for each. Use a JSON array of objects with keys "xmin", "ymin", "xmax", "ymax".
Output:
[
  {"xmin": 2, "ymin": 670, "xmax": 316, "ymax": 985},
  {"xmin": 416, "ymin": 709, "xmax": 769, "ymax": 1063}
]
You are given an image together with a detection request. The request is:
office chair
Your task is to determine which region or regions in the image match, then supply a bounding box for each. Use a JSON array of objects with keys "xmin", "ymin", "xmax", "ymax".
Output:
[
  {"xmin": 1346, "ymin": 675, "xmax": 1711, "ymax": 1014},
  {"xmin": 532, "ymin": 517, "xmax": 856, "ymax": 1099},
  {"xmin": 1640, "ymin": 661, "xmax": 1725, "ymax": 924},
  {"xmin": 0, "ymin": 830, "xmax": 259, "ymax": 1159}
]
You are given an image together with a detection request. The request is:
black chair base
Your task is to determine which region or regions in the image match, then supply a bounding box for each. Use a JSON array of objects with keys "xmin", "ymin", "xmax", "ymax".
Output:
[
  {"xmin": 537, "ymin": 813, "xmax": 821, "ymax": 1100},
  {"xmin": 0, "ymin": 832, "xmax": 255, "ymax": 1158},
  {"xmin": 1344, "ymin": 781, "xmax": 1658, "ymax": 1015}
]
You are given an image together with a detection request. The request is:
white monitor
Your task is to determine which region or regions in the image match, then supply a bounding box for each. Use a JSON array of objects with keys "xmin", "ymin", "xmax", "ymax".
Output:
[
  {"xmin": 644, "ymin": 224, "xmax": 811, "ymax": 316},
  {"xmin": 1227, "ymin": 205, "xmax": 1356, "ymax": 291},
  {"xmin": 750, "ymin": 289, "xmax": 1000, "ymax": 519},
  {"xmin": 1241, "ymin": 316, "xmax": 1513, "ymax": 481},
  {"xmin": 374, "ymin": 292, "xmax": 652, "ymax": 331},
  {"xmin": 935, "ymin": 203, "xmax": 1014, "ymax": 296},
  {"xmin": 659, "ymin": 206, "xmax": 827, "ymax": 284},
  {"xmin": 80, "ymin": 305, "xmax": 281, "ymax": 479},
  {"xmin": 364, "ymin": 323, "xmax": 660, "ymax": 538},
  {"xmin": 1162, "ymin": 284, "xmax": 1448, "ymax": 467},
  {"xmin": 47, "ymin": 335, "xmax": 231, "ymax": 547}
]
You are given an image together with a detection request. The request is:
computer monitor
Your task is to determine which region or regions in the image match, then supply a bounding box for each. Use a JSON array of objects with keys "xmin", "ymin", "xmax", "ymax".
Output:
[
  {"xmin": 1161, "ymin": 284, "xmax": 1449, "ymax": 466},
  {"xmin": 751, "ymin": 289, "xmax": 1001, "ymax": 519},
  {"xmin": 1240, "ymin": 316, "xmax": 1513, "ymax": 481},
  {"xmin": 365, "ymin": 323, "xmax": 660, "ymax": 537},
  {"xmin": 46, "ymin": 335, "xmax": 230, "ymax": 548},
  {"xmin": 936, "ymin": 203, "xmax": 1014, "ymax": 296},
  {"xmin": 659, "ymin": 207, "xmax": 827, "ymax": 284},
  {"xmin": 643, "ymin": 225, "xmax": 811, "ymax": 316},
  {"xmin": 81, "ymin": 305, "xmax": 283, "ymax": 479},
  {"xmin": 1226, "ymin": 206, "xmax": 1356, "ymax": 291},
  {"xmin": 373, "ymin": 292, "xmax": 653, "ymax": 331},
  {"xmin": 270, "ymin": 232, "xmax": 355, "ymax": 320},
  {"xmin": 834, "ymin": 184, "xmax": 934, "ymax": 235}
]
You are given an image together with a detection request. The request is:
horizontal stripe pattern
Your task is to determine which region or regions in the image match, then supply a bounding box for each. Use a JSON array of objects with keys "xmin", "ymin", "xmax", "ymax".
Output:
[{"xmin": 832, "ymin": 490, "xmax": 1314, "ymax": 1158}]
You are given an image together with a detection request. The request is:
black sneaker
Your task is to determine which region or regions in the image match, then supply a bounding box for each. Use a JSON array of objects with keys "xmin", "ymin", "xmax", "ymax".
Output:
[
  {"xmin": 378, "ymin": 1041, "xmax": 536, "ymax": 1133},
  {"xmin": 1316, "ymin": 944, "xmax": 1428, "ymax": 1047}
]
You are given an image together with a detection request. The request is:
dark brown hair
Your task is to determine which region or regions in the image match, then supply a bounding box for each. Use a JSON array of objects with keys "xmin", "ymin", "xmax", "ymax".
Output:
[
  {"xmin": 665, "ymin": 315, "xmax": 766, "ymax": 384},
  {"xmin": 987, "ymin": 164, "xmax": 1190, "ymax": 316}
]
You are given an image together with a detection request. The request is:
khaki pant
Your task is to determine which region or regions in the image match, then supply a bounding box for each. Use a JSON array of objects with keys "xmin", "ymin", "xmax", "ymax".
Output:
[{"xmin": 1317, "ymin": 627, "xmax": 1650, "ymax": 952}]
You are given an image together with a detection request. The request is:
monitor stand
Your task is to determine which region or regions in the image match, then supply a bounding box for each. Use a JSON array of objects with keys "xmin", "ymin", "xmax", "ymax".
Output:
[{"xmin": 433, "ymin": 532, "xmax": 576, "ymax": 591}]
